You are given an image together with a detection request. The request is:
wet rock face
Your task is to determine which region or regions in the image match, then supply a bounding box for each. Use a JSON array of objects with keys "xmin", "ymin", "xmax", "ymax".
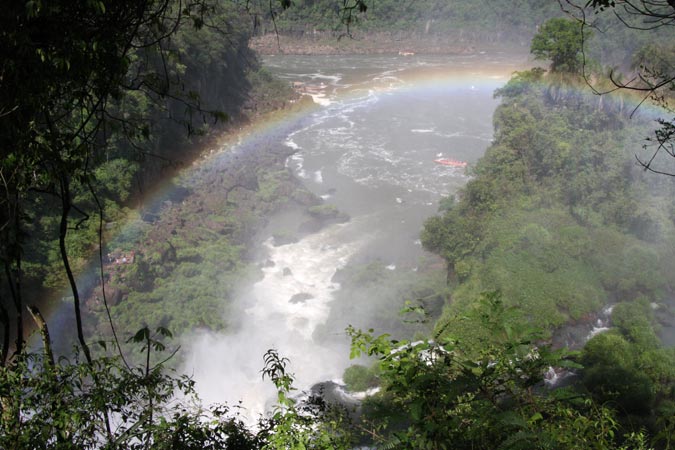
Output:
[
  {"xmin": 272, "ymin": 233, "xmax": 299, "ymax": 246},
  {"xmin": 298, "ymin": 205, "xmax": 350, "ymax": 235},
  {"xmin": 544, "ymin": 366, "xmax": 578, "ymax": 389},
  {"xmin": 292, "ymin": 189, "xmax": 321, "ymax": 206},
  {"xmin": 551, "ymin": 322, "xmax": 594, "ymax": 350},
  {"xmin": 289, "ymin": 292, "xmax": 314, "ymax": 304},
  {"xmin": 298, "ymin": 381, "xmax": 365, "ymax": 422},
  {"xmin": 656, "ymin": 298, "xmax": 675, "ymax": 346},
  {"xmin": 551, "ymin": 305, "xmax": 614, "ymax": 350}
]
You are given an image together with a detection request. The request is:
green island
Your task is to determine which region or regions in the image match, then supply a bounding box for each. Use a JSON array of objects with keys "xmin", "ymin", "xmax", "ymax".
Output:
[{"xmin": 1, "ymin": 1, "xmax": 675, "ymax": 448}]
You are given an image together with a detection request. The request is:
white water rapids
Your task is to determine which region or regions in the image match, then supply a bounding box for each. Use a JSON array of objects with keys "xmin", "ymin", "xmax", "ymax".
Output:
[{"xmin": 184, "ymin": 223, "xmax": 362, "ymax": 418}]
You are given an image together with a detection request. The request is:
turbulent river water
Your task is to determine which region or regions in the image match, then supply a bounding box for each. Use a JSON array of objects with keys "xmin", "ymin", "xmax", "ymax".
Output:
[{"xmin": 182, "ymin": 53, "xmax": 529, "ymax": 418}]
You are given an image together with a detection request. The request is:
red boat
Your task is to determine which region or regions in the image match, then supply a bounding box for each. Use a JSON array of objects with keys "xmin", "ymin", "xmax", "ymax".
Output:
[{"xmin": 434, "ymin": 158, "xmax": 467, "ymax": 168}]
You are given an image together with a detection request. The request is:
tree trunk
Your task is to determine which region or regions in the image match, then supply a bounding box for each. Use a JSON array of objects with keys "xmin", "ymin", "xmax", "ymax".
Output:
[{"xmin": 58, "ymin": 176, "xmax": 92, "ymax": 364}]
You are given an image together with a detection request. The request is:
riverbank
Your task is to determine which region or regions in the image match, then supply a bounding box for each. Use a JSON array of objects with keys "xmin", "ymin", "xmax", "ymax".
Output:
[
  {"xmin": 81, "ymin": 93, "xmax": 330, "ymax": 349},
  {"xmin": 250, "ymin": 31, "xmax": 529, "ymax": 56}
]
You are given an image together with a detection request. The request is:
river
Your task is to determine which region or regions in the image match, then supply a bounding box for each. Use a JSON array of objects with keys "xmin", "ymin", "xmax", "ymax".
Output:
[{"xmin": 181, "ymin": 52, "xmax": 529, "ymax": 418}]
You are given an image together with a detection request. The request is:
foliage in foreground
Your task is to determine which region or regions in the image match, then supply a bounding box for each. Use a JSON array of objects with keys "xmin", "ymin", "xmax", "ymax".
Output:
[
  {"xmin": 0, "ymin": 327, "xmax": 262, "ymax": 449},
  {"xmin": 0, "ymin": 327, "xmax": 351, "ymax": 450},
  {"xmin": 2, "ymin": 296, "xmax": 663, "ymax": 450},
  {"xmin": 348, "ymin": 293, "xmax": 656, "ymax": 450},
  {"xmin": 0, "ymin": 323, "xmax": 361, "ymax": 450}
]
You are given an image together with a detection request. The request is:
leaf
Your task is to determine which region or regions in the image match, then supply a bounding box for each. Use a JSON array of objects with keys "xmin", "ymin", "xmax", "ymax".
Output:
[
  {"xmin": 129, "ymin": 326, "xmax": 150, "ymax": 343},
  {"xmin": 152, "ymin": 342, "xmax": 166, "ymax": 352},
  {"xmin": 156, "ymin": 326, "xmax": 172, "ymax": 338},
  {"xmin": 410, "ymin": 401, "xmax": 423, "ymax": 421},
  {"xmin": 529, "ymin": 412, "xmax": 543, "ymax": 424}
]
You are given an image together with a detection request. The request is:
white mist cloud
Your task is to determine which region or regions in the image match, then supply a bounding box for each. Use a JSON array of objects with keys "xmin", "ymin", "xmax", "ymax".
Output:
[{"xmin": 180, "ymin": 224, "xmax": 362, "ymax": 420}]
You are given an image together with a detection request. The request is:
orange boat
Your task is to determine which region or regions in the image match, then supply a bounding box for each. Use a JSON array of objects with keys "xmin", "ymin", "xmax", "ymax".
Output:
[{"xmin": 434, "ymin": 158, "xmax": 467, "ymax": 168}]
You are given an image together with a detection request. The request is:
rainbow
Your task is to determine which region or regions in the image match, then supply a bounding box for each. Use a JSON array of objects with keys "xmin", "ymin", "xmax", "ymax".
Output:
[{"xmin": 35, "ymin": 53, "xmax": 671, "ymax": 350}]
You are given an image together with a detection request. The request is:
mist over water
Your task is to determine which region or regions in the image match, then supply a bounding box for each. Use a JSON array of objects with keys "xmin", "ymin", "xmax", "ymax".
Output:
[
  {"xmin": 181, "ymin": 53, "xmax": 528, "ymax": 417},
  {"xmin": 184, "ymin": 223, "xmax": 363, "ymax": 418}
]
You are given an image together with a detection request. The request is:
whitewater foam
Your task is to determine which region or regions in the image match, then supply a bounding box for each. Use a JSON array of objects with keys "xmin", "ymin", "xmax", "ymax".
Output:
[
  {"xmin": 182, "ymin": 224, "xmax": 363, "ymax": 420},
  {"xmin": 313, "ymin": 170, "xmax": 323, "ymax": 183},
  {"xmin": 412, "ymin": 128, "xmax": 435, "ymax": 133},
  {"xmin": 307, "ymin": 93, "xmax": 332, "ymax": 106}
]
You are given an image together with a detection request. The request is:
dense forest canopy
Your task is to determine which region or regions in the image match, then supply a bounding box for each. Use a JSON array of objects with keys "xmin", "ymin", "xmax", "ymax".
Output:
[
  {"xmin": 1, "ymin": 0, "xmax": 675, "ymax": 448},
  {"xmin": 559, "ymin": 0, "xmax": 675, "ymax": 177},
  {"xmin": 252, "ymin": 0, "xmax": 561, "ymax": 39},
  {"xmin": 0, "ymin": 0, "xmax": 269, "ymax": 360}
]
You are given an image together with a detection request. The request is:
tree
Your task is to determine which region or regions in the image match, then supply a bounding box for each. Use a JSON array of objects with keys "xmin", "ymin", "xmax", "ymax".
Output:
[
  {"xmin": 581, "ymin": 332, "xmax": 655, "ymax": 415},
  {"xmin": 0, "ymin": 0, "xmax": 241, "ymax": 365},
  {"xmin": 531, "ymin": 18, "xmax": 588, "ymax": 73},
  {"xmin": 559, "ymin": 0, "xmax": 675, "ymax": 175}
]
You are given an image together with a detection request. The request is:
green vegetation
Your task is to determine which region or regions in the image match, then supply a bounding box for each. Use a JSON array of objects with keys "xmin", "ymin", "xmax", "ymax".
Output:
[
  {"xmin": 530, "ymin": 18, "xmax": 586, "ymax": 73},
  {"xmin": 2, "ymin": 1, "xmax": 675, "ymax": 448},
  {"xmin": 0, "ymin": 0, "xmax": 297, "ymax": 356},
  {"xmin": 95, "ymin": 150, "xmax": 315, "ymax": 344},
  {"xmin": 307, "ymin": 204, "xmax": 344, "ymax": 220},
  {"xmin": 581, "ymin": 300, "xmax": 675, "ymax": 431},
  {"xmin": 416, "ymin": 18, "xmax": 675, "ymax": 446},
  {"xmin": 259, "ymin": 0, "xmax": 560, "ymax": 42},
  {"xmin": 3, "ymin": 298, "xmax": 663, "ymax": 449},
  {"xmin": 0, "ymin": 330, "xmax": 305, "ymax": 450},
  {"xmin": 347, "ymin": 293, "xmax": 656, "ymax": 449},
  {"xmin": 422, "ymin": 66, "xmax": 675, "ymax": 342},
  {"xmin": 570, "ymin": 1, "xmax": 675, "ymax": 178}
]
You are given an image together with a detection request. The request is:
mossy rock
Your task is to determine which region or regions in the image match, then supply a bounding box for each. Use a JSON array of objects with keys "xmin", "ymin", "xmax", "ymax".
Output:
[
  {"xmin": 343, "ymin": 364, "xmax": 379, "ymax": 392},
  {"xmin": 307, "ymin": 204, "xmax": 349, "ymax": 222}
]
